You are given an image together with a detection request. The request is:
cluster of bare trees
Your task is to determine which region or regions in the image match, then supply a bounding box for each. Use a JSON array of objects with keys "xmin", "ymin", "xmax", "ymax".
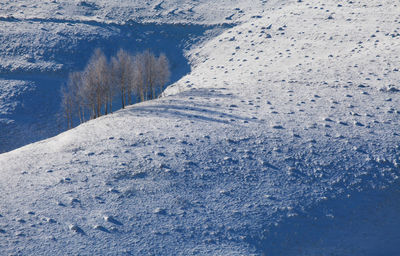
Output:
[{"xmin": 61, "ymin": 48, "xmax": 170, "ymax": 128}]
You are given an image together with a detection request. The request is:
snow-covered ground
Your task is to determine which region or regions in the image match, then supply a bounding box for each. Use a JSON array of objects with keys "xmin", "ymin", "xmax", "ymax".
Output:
[
  {"xmin": 0, "ymin": 14, "xmax": 224, "ymax": 153},
  {"xmin": 1, "ymin": 0, "xmax": 400, "ymax": 255},
  {"xmin": 0, "ymin": 0, "xmax": 267, "ymax": 25}
]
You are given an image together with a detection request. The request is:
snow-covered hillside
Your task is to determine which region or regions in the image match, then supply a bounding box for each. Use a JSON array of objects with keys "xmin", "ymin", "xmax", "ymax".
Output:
[
  {"xmin": 0, "ymin": 20, "xmax": 220, "ymax": 153},
  {"xmin": 1, "ymin": 0, "xmax": 400, "ymax": 255},
  {"xmin": 0, "ymin": 0, "xmax": 272, "ymax": 153},
  {"xmin": 0, "ymin": 0, "xmax": 267, "ymax": 25},
  {"xmin": 0, "ymin": 1, "xmax": 235, "ymax": 153}
]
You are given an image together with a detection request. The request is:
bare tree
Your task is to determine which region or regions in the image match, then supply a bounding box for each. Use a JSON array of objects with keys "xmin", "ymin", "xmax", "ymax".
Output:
[
  {"xmin": 112, "ymin": 49, "xmax": 133, "ymax": 109},
  {"xmin": 68, "ymin": 72, "xmax": 85, "ymax": 123},
  {"xmin": 101, "ymin": 63, "xmax": 113, "ymax": 115},
  {"xmin": 155, "ymin": 53, "xmax": 170, "ymax": 97},
  {"xmin": 105, "ymin": 70, "xmax": 116, "ymax": 114},
  {"xmin": 81, "ymin": 68, "xmax": 97, "ymax": 119},
  {"xmin": 82, "ymin": 48, "xmax": 109, "ymax": 118},
  {"xmin": 61, "ymin": 85, "xmax": 73, "ymax": 129},
  {"xmin": 141, "ymin": 50, "xmax": 157, "ymax": 100},
  {"xmin": 61, "ymin": 48, "xmax": 171, "ymax": 129},
  {"xmin": 132, "ymin": 53, "xmax": 145, "ymax": 102},
  {"xmin": 125, "ymin": 54, "xmax": 137, "ymax": 105},
  {"xmin": 61, "ymin": 71, "xmax": 85, "ymax": 128}
]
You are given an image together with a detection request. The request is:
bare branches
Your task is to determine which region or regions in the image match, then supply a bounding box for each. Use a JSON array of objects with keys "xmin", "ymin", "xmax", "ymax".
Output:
[
  {"xmin": 83, "ymin": 49, "xmax": 110, "ymax": 118},
  {"xmin": 156, "ymin": 53, "xmax": 171, "ymax": 97},
  {"xmin": 111, "ymin": 49, "xmax": 133, "ymax": 109},
  {"xmin": 61, "ymin": 71, "xmax": 83, "ymax": 128},
  {"xmin": 61, "ymin": 48, "xmax": 170, "ymax": 129}
]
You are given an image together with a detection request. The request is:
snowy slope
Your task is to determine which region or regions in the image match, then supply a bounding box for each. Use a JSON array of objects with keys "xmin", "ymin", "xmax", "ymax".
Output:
[
  {"xmin": 0, "ymin": 0, "xmax": 269, "ymax": 153},
  {"xmin": 0, "ymin": 20, "xmax": 219, "ymax": 153},
  {"xmin": 1, "ymin": 0, "xmax": 400, "ymax": 255},
  {"xmin": 0, "ymin": 0, "xmax": 267, "ymax": 25},
  {"xmin": 0, "ymin": 0, "xmax": 268, "ymax": 73}
]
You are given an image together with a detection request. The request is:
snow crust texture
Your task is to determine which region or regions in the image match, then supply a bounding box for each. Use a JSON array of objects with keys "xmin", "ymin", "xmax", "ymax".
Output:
[
  {"xmin": 0, "ymin": 0, "xmax": 266, "ymax": 25},
  {"xmin": 1, "ymin": 0, "xmax": 400, "ymax": 255}
]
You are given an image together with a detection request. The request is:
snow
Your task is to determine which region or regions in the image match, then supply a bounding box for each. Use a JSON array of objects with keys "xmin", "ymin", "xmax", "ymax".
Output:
[
  {"xmin": 0, "ymin": 20, "xmax": 223, "ymax": 153},
  {"xmin": 0, "ymin": 0, "xmax": 266, "ymax": 25},
  {"xmin": 1, "ymin": 0, "xmax": 400, "ymax": 255}
]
